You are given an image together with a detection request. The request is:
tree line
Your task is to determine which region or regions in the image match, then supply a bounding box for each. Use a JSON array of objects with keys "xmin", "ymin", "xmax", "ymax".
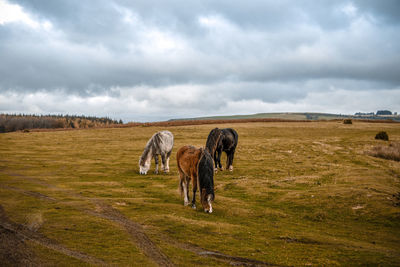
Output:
[{"xmin": 0, "ymin": 114, "xmax": 123, "ymax": 133}]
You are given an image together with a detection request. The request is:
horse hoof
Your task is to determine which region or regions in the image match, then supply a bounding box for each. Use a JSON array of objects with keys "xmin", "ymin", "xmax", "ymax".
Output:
[
  {"xmin": 219, "ymin": 167, "xmax": 224, "ymax": 171},
  {"xmin": 214, "ymin": 168, "xmax": 218, "ymax": 173},
  {"xmin": 229, "ymin": 166, "xmax": 233, "ymax": 171},
  {"xmin": 191, "ymin": 204, "xmax": 196, "ymax": 209},
  {"xmin": 184, "ymin": 201, "xmax": 190, "ymax": 206}
]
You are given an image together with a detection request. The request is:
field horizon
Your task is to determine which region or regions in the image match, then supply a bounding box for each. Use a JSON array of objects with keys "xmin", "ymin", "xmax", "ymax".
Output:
[
  {"xmin": 1, "ymin": 120, "xmax": 399, "ymax": 266},
  {"xmin": 169, "ymin": 112, "xmax": 400, "ymax": 122}
]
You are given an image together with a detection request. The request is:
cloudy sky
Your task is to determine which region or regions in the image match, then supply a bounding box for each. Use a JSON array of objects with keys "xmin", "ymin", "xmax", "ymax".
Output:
[{"xmin": 0, "ymin": 0, "xmax": 399, "ymax": 122}]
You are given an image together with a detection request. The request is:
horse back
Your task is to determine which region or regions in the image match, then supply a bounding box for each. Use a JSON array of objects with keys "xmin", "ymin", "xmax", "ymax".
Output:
[
  {"xmin": 176, "ymin": 146, "xmax": 202, "ymax": 177},
  {"xmin": 153, "ymin": 130, "xmax": 174, "ymax": 153},
  {"xmin": 219, "ymin": 128, "xmax": 238, "ymax": 151}
]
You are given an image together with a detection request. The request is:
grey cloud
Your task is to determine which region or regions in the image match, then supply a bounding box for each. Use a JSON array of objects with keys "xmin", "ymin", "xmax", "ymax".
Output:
[{"xmin": 1, "ymin": 0, "xmax": 400, "ymax": 120}]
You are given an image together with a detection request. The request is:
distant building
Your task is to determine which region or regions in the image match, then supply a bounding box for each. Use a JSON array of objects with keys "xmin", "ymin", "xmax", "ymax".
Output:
[{"xmin": 376, "ymin": 110, "xmax": 392, "ymax": 115}]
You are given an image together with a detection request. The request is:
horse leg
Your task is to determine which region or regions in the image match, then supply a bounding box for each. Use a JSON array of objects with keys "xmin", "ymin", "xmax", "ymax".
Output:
[
  {"xmin": 179, "ymin": 170, "xmax": 189, "ymax": 206},
  {"xmin": 161, "ymin": 153, "xmax": 167, "ymax": 173},
  {"xmin": 213, "ymin": 151, "xmax": 218, "ymax": 173},
  {"xmin": 217, "ymin": 149, "xmax": 223, "ymax": 170},
  {"xmin": 165, "ymin": 151, "xmax": 171, "ymax": 173},
  {"xmin": 154, "ymin": 155, "xmax": 159, "ymax": 174},
  {"xmin": 186, "ymin": 176, "xmax": 191, "ymax": 206},
  {"xmin": 191, "ymin": 174, "xmax": 197, "ymax": 209},
  {"xmin": 228, "ymin": 150, "xmax": 235, "ymax": 171}
]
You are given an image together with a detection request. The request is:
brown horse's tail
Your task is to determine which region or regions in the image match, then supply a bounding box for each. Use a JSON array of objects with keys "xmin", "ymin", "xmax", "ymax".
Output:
[{"xmin": 177, "ymin": 149, "xmax": 184, "ymax": 196}]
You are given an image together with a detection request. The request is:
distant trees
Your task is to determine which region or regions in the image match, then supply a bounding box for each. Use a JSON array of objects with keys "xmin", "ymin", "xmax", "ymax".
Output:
[{"xmin": 0, "ymin": 114, "xmax": 123, "ymax": 133}]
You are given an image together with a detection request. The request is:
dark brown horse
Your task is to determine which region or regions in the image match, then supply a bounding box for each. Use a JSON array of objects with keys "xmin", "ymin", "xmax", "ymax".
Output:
[
  {"xmin": 214, "ymin": 128, "xmax": 238, "ymax": 172},
  {"xmin": 176, "ymin": 128, "xmax": 221, "ymax": 213}
]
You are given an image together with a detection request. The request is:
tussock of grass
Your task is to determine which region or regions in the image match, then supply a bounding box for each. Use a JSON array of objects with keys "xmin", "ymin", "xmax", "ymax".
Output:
[
  {"xmin": 375, "ymin": 131, "xmax": 389, "ymax": 141},
  {"xmin": 369, "ymin": 142, "xmax": 400, "ymax": 161}
]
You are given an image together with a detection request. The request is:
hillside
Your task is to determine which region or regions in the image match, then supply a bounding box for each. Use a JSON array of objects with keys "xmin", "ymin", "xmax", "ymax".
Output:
[{"xmin": 171, "ymin": 112, "xmax": 400, "ymax": 122}]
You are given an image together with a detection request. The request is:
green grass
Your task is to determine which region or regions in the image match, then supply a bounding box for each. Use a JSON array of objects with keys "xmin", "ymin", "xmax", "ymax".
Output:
[{"xmin": 1, "ymin": 121, "xmax": 400, "ymax": 266}]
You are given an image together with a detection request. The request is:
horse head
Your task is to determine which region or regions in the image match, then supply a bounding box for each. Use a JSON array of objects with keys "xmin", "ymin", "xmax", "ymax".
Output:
[
  {"xmin": 139, "ymin": 157, "xmax": 150, "ymax": 175},
  {"xmin": 201, "ymin": 188, "xmax": 214, "ymax": 213}
]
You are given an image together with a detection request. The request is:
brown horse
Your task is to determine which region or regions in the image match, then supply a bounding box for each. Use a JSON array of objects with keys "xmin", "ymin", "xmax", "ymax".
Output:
[{"xmin": 176, "ymin": 128, "xmax": 221, "ymax": 213}]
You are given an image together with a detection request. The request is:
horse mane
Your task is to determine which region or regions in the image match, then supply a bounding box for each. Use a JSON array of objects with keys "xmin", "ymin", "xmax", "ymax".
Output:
[
  {"xmin": 205, "ymin": 128, "xmax": 222, "ymax": 154},
  {"xmin": 139, "ymin": 135, "xmax": 154, "ymax": 164},
  {"xmin": 197, "ymin": 149, "xmax": 214, "ymax": 199}
]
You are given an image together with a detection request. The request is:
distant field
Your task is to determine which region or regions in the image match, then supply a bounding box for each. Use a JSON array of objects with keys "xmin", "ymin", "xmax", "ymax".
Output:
[
  {"xmin": 171, "ymin": 112, "xmax": 344, "ymax": 121},
  {"xmin": 171, "ymin": 112, "xmax": 400, "ymax": 122},
  {"xmin": 1, "ymin": 121, "xmax": 400, "ymax": 266}
]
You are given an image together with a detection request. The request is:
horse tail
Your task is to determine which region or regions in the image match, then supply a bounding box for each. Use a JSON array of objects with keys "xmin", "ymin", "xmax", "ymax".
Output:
[
  {"xmin": 176, "ymin": 148, "xmax": 185, "ymax": 196},
  {"xmin": 197, "ymin": 149, "xmax": 215, "ymax": 200},
  {"xmin": 229, "ymin": 128, "xmax": 239, "ymax": 149}
]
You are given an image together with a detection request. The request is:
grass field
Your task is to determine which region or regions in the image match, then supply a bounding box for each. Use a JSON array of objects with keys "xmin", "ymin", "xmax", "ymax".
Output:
[
  {"xmin": 171, "ymin": 112, "xmax": 343, "ymax": 121},
  {"xmin": 1, "ymin": 121, "xmax": 400, "ymax": 266}
]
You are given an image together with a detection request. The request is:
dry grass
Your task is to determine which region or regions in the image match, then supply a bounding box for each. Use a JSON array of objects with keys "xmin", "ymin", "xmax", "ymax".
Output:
[
  {"xmin": 370, "ymin": 142, "xmax": 400, "ymax": 161},
  {"xmin": 1, "ymin": 121, "xmax": 400, "ymax": 266}
]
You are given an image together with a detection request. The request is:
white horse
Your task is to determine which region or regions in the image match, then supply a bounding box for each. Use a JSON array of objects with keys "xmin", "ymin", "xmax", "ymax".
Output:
[{"xmin": 139, "ymin": 130, "xmax": 174, "ymax": 175}]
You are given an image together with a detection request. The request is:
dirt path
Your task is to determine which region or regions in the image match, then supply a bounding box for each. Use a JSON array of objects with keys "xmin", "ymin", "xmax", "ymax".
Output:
[
  {"xmin": 0, "ymin": 205, "xmax": 106, "ymax": 266},
  {"xmin": 2, "ymin": 170, "xmax": 281, "ymax": 266},
  {"xmin": 87, "ymin": 200, "xmax": 173, "ymax": 267},
  {"xmin": 1, "ymin": 171, "xmax": 174, "ymax": 267}
]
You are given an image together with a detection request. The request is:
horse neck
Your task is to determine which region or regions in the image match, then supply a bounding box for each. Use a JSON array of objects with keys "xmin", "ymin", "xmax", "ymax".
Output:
[
  {"xmin": 205, "ymin": 138, "xmax": 218, "ymax": 155},
  {"xmin": 141, "ymin": 142, "xmax": 154, "ymax": 164}
]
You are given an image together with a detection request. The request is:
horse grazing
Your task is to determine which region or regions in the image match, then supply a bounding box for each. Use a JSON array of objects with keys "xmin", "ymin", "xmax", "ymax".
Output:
[
  {"xmin": 139, "ymin": 130, "xmax": 174, "ymax": 175},
  {"xmin": 214, "ymin": 128, "xmax": 238, "ymax": 172},
  {"xmin": 176, "ymin": 128, "xmax": 221, "ymax": 213}
]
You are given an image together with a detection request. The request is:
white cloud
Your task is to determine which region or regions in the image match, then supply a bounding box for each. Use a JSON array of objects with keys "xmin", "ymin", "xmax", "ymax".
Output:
[
  {"xmin": 341, "ymin": 3, "xmax": 358, "ymax": 17},
  {"xmin": 0, "ymin": 0, "xmax": 52, "ymax": 30}
]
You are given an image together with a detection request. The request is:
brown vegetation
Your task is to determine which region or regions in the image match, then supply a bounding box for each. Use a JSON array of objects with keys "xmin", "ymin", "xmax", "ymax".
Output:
[
  {"xmin": 123, "ymin": 118, "xmax": 313, "ymax": 128},
  {"xmin": 0, "ymin": 114, "xmax": 122, "ymax": 133},
  {"xmin": 121, "ymin": 118, "xmax": 399, "ymax": 128},
  {"xmin": 343, "ymin": 119, "xmax": 352, "ymax": 124},
  {"xmin": 369, "ymin": 142, "xmax": 400, "ymax": 161}
]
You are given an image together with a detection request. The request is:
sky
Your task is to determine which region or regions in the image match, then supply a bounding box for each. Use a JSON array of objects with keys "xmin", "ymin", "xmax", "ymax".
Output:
[{"xmin": 0, "ymin": 0, "xmax": 399, "ymax": 122}]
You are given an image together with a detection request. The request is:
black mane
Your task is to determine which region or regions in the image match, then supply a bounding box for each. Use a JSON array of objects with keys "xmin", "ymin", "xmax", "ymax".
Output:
[
  {"xmin": 198, "ymin": 149, "xmax": 214, "ymax": 199},
  {"xmin": 205, "ymin": 128, "xmax": 222, "ymax": 155}
]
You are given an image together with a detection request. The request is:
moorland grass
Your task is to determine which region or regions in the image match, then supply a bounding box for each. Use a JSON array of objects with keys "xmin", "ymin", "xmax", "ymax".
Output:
[
  {"xmin": 0, "ymin": 121, "xmax": 400, "ymax": 266},
  {"xmin": 370, "ymin": 142, "xmax": 400, "ymax": 162}
]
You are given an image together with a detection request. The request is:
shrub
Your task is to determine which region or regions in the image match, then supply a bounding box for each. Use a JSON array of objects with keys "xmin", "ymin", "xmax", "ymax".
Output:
[
  {"xmin": 343, "ymin": 119, "xmax": 352, "ymax": 124},
  {"xmin": 369, "ymin": 142, "xmax": 400, "ymax": 161},
  {"xmin": 375, "ymin": 131, "xmax": 389, "ymax": 141}
]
